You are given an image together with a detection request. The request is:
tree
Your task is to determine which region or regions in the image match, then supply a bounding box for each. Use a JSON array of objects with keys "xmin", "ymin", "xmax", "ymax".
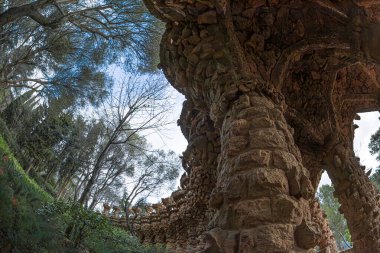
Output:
[
  {"xmin": 368, "ymin": 128, "xmax": 380, "ymax": 191},
  {"xmin": 317, "ymin": 185, "xmax": 351, "ymax": 250},
  {"xmin": 0, "ymin": 0, "xmax": 162, "ymax": 107},
  {"xmin": 75, "ymin": 74, "xmax": 173, "ymax": 206},
  {"xmin": 0, "ymin": 72, "xmax": 179, "ymax": 209},
  {"xmin": 0, "ymin": 91, "xmax": 76, "ymax": 175},
  {"xmin": 370, "ymin": 169, "xmax": 380, "ymax": 191},
  {"xmin": 369, "ymin": 128, "xmax": 380, "ymax": 161},
  {"xmin": 88, "ymin": 148, "xmax": 180, "ymax": 210},
  {"xmin": 120, "ymin": 149, "xmax": 180, "ymax": 209}
]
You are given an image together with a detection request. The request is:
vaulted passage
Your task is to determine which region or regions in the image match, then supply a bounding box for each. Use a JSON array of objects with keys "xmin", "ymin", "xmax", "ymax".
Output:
[{"xmin": 135, "ymin": 1, "xmax": 380, "ymax": 252}]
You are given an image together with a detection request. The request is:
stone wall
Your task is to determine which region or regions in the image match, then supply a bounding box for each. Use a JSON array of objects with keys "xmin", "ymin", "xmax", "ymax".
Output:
[{"xmin": 125, "ymin": 0, "xmax": 380, "ymax": 252}]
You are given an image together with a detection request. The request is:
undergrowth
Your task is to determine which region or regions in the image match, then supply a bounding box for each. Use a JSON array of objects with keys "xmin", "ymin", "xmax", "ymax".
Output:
[{"xmin": 0, "ymin": 135, "xmax": 166, "ymax": 253}]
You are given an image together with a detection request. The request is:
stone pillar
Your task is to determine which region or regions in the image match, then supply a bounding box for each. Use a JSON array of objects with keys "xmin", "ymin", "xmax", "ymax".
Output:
[
  {"xmin": 102, "ymin": 203, "xmax": 110, "ymax": 216},
  {"xmin": 179, "ymin": 101, "xmax": 219, "ymax": 252},
  {"xmin": 324, "ymin": 144, "xmax": 380, "ymax": 253},
  {"xmin": 206, "ymin": 92, "xmax": 317, "ymax": 252},
  {"xmin": 302, "ymin": 154, "xmax": 338, "ymax": 252},
  {"xmin": 141, "ymin": 1, "xmax": 380, "ymax": 252},
  {"xmin": 309, "ymin": 199, "xmax": 338, "ymax": 253},
  {"xmin": 165, "ymin": 200, "xmax": 178, "ymax": 251},
  {"xmin": 112, "ymin": 206, "xmax": 120, "ymax": 218}
]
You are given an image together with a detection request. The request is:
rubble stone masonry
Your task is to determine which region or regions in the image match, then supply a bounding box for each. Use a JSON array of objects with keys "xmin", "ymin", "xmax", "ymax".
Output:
[{"xmin": 117, "ymin": 1, "xmax": 380, "ymax": 252}]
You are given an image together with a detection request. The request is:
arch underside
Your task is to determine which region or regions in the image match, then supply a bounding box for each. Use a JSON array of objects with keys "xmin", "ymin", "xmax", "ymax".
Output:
[{"xmin": 134, "ymin": 1, "xmax": 380, "ymax": 252}]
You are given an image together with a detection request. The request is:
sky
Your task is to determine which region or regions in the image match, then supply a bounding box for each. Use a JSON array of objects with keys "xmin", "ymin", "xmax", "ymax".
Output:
[
  {"xmin": 143, "ymin": 86, "xmax": 188, "ymax": 154},
  {"xmin": 146, "ymin": 85, "xmax": 380, "ymax": 191},
  {"xmin": 319, "ymin": 111, "xmax": 380, "ymax": 186}
]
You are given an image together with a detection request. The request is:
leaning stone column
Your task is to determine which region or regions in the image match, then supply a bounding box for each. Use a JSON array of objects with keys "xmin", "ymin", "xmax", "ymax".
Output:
[
  {"xmin": 302, "ymin": 154, "xmax": 338, "ymax": 252},
  {"xmin": 206, "ymin": 92, "xmax": 317, "ymax": 252},
  {"xmin": 324, "ymin": 142, "xmax": 380, "ymax": 253},
  {"xmin": 141, "ymin": 0, "xmax": 380, "ymax": 252},
  {"xmin": 179, "ymin": 101, "xmax": 219, "ymax": 252},
  {"xmin": 309, "ymin": 199, "xmax": 338, "ymax": 253}
]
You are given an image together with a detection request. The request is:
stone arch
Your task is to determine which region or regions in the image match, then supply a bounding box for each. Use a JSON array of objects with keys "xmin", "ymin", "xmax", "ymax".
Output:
[{"xmin": 135, "ymin": 1, "xmax": 380, "ymax": 252}]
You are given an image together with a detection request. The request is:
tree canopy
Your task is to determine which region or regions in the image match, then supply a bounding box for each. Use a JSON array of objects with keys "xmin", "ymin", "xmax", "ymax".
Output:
[
  {"xmin": 0, "ymin": 0, "xmax": 163, "ymax": 107},
  {"xmin": 0, "ymin": 1, "xmax": 182, "ymax": 251},
  {"xmin": 318, "ymin": 184, "xmax": 351, "ymax": 250}
]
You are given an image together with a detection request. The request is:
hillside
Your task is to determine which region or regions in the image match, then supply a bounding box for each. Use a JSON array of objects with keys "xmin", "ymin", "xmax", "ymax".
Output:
[{"xmin": 0, "ymin": 135, "xmax": 163, "ymax": 253}]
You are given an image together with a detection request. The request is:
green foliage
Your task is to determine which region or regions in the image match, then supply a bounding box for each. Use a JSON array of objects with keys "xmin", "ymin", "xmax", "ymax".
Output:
[
  {"xmin": 0, "ymin": 0, "xmax": 163, "ymax": 107},
  {"xmin": 0, "ymin": 1, "xmax": 175, "ymax": 252},
  {"xmin": 370, "ymin": 168, "xmax": 380, "ymax": 191},
  {"xmin": 0, "ymin": 134, "xmax": 168, "ymax": 252},
  {"xmin": 369, "ymin": 128, "xmax": 380, "ymax": 161},
  {"xmin": 0, "ymin": 134, "xmax": 51, "ymax": 200},
  {"xmin": 84, "ymin": 225, "xmax": 166, "ymax": 253},
  {"xmin": 38, "ymin": 200, "xmax": 166, "ymax": 253},
  {"xmin": 0, "ymin": 135, "xmax": 63, "ymax": 253},
  {"xmin": 368, "ymin": 129, "xmax": 380, "ymax": 191},
  {"xmin": 318, "ymin": 185, "xmax": 351, "ymax": 250}
]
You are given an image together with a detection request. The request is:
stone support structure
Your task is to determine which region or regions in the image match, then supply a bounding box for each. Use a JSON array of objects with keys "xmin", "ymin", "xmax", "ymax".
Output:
[
  {"xmin": 205, "ymin": 92, "xmax": 316, "ymax": 252},
  {"xmin": 130, "ymin": 1, "xmax": 380, "ymax": 252},
  {"xmin": 309, "ymin": 199, "xmax": 338, "ymax": 253}
]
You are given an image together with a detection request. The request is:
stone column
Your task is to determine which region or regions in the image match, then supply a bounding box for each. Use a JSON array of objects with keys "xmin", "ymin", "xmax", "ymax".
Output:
[
  {"xmin": 102, "ymin": 203, "xmax": 110, "ymax": 216},
  {"xmin": 324, "ymin": 143, "xmax": 380, "ymax": 253},
  {"xmin": 165, "ymin": 201, "xmax": 178, "ymax": 252},
  {"xmin": 302, "ymin": 154, "xmax": 338, "ymax": 252},
  {"xmin": 309, "ymin": 199, "xmax": 338, "ymax": 253},
  {"xmin": 206, "ymin": 92, "xmax": 317, "ymax": 252},
  {"xmin": 141, "ymin": 1, "xmax": 380, "ymax": 252}
]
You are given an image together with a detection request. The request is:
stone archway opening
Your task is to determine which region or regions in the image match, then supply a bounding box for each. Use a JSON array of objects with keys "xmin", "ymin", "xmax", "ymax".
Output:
[
  {"xmin": 316, "ymin": 172, "xmax": 351, "ymax": 252},
  {"xmin": 137, "ymin": 1, "xmax": 380, "ymax": 252},
  {"xmin": 314, "ymin": 111, "xmax": 380, "ymax": 252},
  {"xmin": 353, "ymin": 112, "xmax": 380, "ymax": 172}
]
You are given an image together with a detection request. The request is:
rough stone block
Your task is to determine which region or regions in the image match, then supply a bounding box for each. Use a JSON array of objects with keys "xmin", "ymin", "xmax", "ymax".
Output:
[
  {"xmin": 249, "ymin": 129, "xmax": 287, "ymax": 149},
  {"xmin": 237, "ymin": 107, "xmax": 269, "ymax": 120},
  {"xmin": 224, "ymin": 136, "xmax": 248, "ymax": 156},
  {"xmin": 197, "ymin": 11, "xmax": 217, "ymax": 24},
  {"xmin": 239, "ymin": 229, "xmax": 255, "ymax": 252},
  {"xmin": 204, "ymin": 228, "xmax": 239, "ymax": 253},
  {"xmin": 250, "ymin": 224, "xmax": 294, "ymax": 252},
  {"xmin": 294, "ymin": 220, "xmax": 321, "ymax": 249},
  {"xmin": 232, "ymin": 198, "xmax": 272, "ymax": 228},
  {"xmin": 224, "ymin": 174, "xmax": 248, "ymax": 202},
  {"xmin": 271, "ymin": 195, "xmax": 303, "ymax": 225},
  {"xmin": 249, "ymin": 117, "xmax": 275, "ymax": 128},
  {"xmin": 246, "ymin": 168, "xmax": 289, "ymax": 197},
  {"xmin": 234, "ymin": 150, "xmax": 271, "ymax": 172},
  {"xmin": 229, "ymin": 119, "xmax": 250, "ymax": 136},
  {"xmin": 232, "ymin": 94, "xmax": 251, "ymax": 114},
  {"xmin": 250, "ymin": 96, "xmax": 275, "ymax": 109},
  {"xmin": 272, "ymin": 151, "xmax": 298, "ymax": 172}
]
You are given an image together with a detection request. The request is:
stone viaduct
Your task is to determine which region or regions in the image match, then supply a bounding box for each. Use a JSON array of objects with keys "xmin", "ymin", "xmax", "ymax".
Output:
[{"xmin": 116, "ymin": 1, "xmax": 380, "ymax": 252}]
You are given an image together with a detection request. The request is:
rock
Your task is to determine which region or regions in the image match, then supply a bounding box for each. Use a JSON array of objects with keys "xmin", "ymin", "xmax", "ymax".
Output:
[
  {"xmin": 295, "ymin": 220, "xmax": 321, "ymax": 249},
  {"xmin": 198, "ymin": 11, "xmax": 217, "ymax": 24}
]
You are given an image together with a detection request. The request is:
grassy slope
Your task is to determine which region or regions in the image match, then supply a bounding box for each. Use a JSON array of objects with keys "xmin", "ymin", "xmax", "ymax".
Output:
[
  {"xmin": 0, "ymin": 135, "xmax": 165, "ymax": 253},
  {"xmin": 0, "ymin": 134, "xmax": 51, "ymax": 201}
]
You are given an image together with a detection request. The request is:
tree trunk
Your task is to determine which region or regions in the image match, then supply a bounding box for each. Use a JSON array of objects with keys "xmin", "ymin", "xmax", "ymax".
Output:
[
  {"xmin": 0, "ymin": 0, "xmax": 60, "ymax": 28},
  {"xmin": 57, "ymin": 178, "xmax": 71, "ymax": 200}
]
